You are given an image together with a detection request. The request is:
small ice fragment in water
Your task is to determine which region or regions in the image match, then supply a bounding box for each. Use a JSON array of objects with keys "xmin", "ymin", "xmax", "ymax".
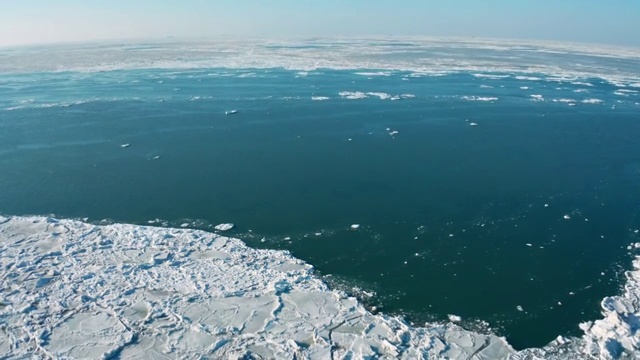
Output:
[
  {"xmin": 563, "ymin": 215, "xmax": 571, "ymax": 220},
  {"xmin": 635, "ymin": 243, "xmax": 640, "ymax": 249},
  {"xmin": 569, "ymin": 292, "xmax": 575, "ymax": 295},
  {"xmin": 315, "ymin": 232, "xmax": 322, "ymax": 236},
  {"xmin": 225, "ymin": 110, "xmax": 238, "ymax": 115},
  {"xmin": 350, "ymin": 224, "xmax": 360, "ymax": 230},
  {"xmin": 388, "ymin": 130, "xmax": 399, "ymax": 136},
  {"xmin": 180, "ymin": 223, "xmax": 189, "ymax": 228},
  {"xmin": 152, "ymin": 155, "xmax": 160, "ymax": 160},
  {"xmin": 214, "ymin": 223, "xmax": 234, "ymax": 231},
  {"xmin": 449, "ymin": 234, "xmax": 454, "ymax": 237},
  {"xmin": 120, "ymin": 143, "xmax": 130, "ymax": 148},
  {"xmin": 526, "ymin": 243, "xmax": 532, "ymax": 247},
  {"xmin": 284, "ymin": 237, "xmax": 291, "ymax": 241},
  {"xmin": 469, "ymin": 122, "xmax": 478, "ymax": 126},
  {"xmin": 448, "ymin": 314, "xmax": 462, "ymax": 323},
  {"xmin": 348, "ymin": 138, "xmax": 352, "ymax": 141},
  {"xmin": 544, "ymin": 204, "xmax": 549, "ymax": 207},
  {"xmin": 558, "ymin": 301, "xmax": 562, "ymax": 305},
  {"xmin": 517, "ymin": 305, "xmax": 524, "ymax": 312}
]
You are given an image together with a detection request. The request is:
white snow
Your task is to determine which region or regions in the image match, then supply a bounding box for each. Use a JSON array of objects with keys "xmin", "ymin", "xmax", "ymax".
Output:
[
  {"xmin": 214, "ymin": 223, "xmax": 234, "ymax": 231},
  {"xmin": 448, "ymin": 314, "xmax": 462, "ymax": 323}
]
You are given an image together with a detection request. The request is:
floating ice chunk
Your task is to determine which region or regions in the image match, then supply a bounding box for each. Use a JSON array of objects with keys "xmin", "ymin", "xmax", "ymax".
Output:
[
  {"xmin": 388, "ymin": 130, "xmax": 399, "ymax": 136},
  {"xmin": 469, "ymin": 122, "xmax": 478, "ymax": 126},
  {"xmin": 311, "ymin": 96, "xmax": 330, "ymax": 101},
  {"xmin": 214, "ymin": 223, "xmax": 234, "ymax": 231},
  {"xmin": 354, "ymin": 71, "xmax": 393, "ymax": 77},
  {"xmin": 530, "ymin": 94, "xmax": 544, "ymax": 102},
  {"xmin": 582, "ymin": 98, "xmax": 604, "ymax": 104},
  {"xmin": 448, "ymin": 314, "xmax": 462, "ymax": 322},
  {"xmin": 152, "ymin": 155, "xmax": 161, "ymax": 160},
  {"xmin": 225, "ymin": 110, "xmax": 238, "ymax": 115},
  {"xmin": 544, "ymin": 204, "xmax": 549, "ymax": 207},
  {"xmin": 517, "ymin": 305, "xmax": 524, "ymax": 312},
  {"xmin": 366, "ymin": 92, "xmax": 392, "ymax": 100},
  {"xmin": 520, "ymin": 86, "xmax": 530, "ymax": 90},
  {"xmin": 515, "ymin": 76, "xmax": 542, "ymax": 81},
  {"xmin": 526, "ymin": 243, "xmax": 532, "ymax": 247},
  {"xmin": 350, "ymin": 224, "xmax": 361, "ymax": 230},
  {"xmin": 563, "ymin": 215, "xmax": 571, "ymax": 220},
  {"xmin": 460, "ymin": 96, "xmax": 498, "ymax": 102},
  {"xmin": 120, "ymin": 143, "xmax": 130, "ymax": 148},
  {"xmin": 339, "ymin": 91, "xmax": 368, "ymax": 100}
]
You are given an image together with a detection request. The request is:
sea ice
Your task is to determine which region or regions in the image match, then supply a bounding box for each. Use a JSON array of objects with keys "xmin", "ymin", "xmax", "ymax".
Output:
[
  {"xmin": 460, "ymin": 96, "xmax": 498, "ymax": 102},
  {"xmin": 350, "ymin": 224, "xmax": 361, "ymax": 230},
  {"xmin": 120, "ymin": 143, "xmax": 130, "ymax": 148},
  {"xmin": 214, "ymin": 223, "xmax": 234, "ymax": 231}
]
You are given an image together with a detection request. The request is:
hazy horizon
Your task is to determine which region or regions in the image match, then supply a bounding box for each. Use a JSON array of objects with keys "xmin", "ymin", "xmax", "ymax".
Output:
[{"xmin": 2, "ymin": 0, "xmax": 639, "ymax": 48}]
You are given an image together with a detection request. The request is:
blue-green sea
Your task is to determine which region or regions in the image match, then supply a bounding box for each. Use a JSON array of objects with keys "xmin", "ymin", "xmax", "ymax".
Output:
[{"xmin": 2, "ymin": 66, "xmax": 640, "ymax": 349}]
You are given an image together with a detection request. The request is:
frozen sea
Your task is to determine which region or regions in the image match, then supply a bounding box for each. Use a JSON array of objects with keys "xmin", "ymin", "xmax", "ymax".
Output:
[{"xmin": 1, "ymin": 38, "xmax": 640, "ymax": 358}]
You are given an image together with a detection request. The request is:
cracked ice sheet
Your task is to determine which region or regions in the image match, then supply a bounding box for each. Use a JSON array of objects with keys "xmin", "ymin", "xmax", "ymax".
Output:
[{"xmin": 1, "ymin": 216, "xmax": 637, "ymax": 359}]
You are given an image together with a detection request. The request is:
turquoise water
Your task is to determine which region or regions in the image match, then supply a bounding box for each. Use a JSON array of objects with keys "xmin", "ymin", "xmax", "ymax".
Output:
[{"xmin": 1, "ymin": 68, "xmax": 640, "ymax": 349}]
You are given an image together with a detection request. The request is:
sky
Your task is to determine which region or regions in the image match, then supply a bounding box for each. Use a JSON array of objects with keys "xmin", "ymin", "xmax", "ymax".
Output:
[{"xmin": 1, "ymin": 0, "xmax": 639, "ymax": 47}]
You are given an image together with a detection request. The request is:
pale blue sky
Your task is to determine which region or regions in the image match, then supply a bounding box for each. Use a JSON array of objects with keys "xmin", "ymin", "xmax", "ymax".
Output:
[{"xmin": 1, "ymin": 0, "xmax": 639, "ymax": 47}]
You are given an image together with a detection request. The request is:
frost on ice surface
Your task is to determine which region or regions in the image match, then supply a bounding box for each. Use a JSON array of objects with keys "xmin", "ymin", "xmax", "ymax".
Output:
[{"xmin": 1, "ymin": 216, "xmax": 640, "ymax": 359}]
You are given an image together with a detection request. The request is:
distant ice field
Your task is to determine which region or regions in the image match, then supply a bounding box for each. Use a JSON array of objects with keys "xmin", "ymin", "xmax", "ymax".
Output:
[{"xmin": 1, "ymin": 39, "xmax": 640, "ymax": 358}]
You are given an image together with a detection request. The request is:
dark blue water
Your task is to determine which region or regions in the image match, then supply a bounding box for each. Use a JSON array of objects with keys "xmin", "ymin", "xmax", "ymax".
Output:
[{"xmin": 1, "ymin": 68, "xmax": 639, "ymax": 349}]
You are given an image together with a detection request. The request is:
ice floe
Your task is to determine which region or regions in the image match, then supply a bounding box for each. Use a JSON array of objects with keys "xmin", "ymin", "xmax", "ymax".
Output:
[
  {"xmin": 460, "ymin": 96, "xmax": 498, "ymax": 102},
  {"xmin": 530, "ymin": 94, "xmax": 545, "ymax": 102},
  {"xmin": 311, "ymin": 96, "xmax": 330, "ymax": 101},
  {"xmin": 338, "ymin": 91, "xmax": 415, "ymax": 101},
  {"xmin": 338, "ymin": 91, "xmax": 368, "ymax": 100},
  {"xmin": 214, "ymin": 223, "xmax": 234, "ymax": 231},
  {"xmin": 582, "ymin": 98, "xmax": 604, "ymax": 104}
]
